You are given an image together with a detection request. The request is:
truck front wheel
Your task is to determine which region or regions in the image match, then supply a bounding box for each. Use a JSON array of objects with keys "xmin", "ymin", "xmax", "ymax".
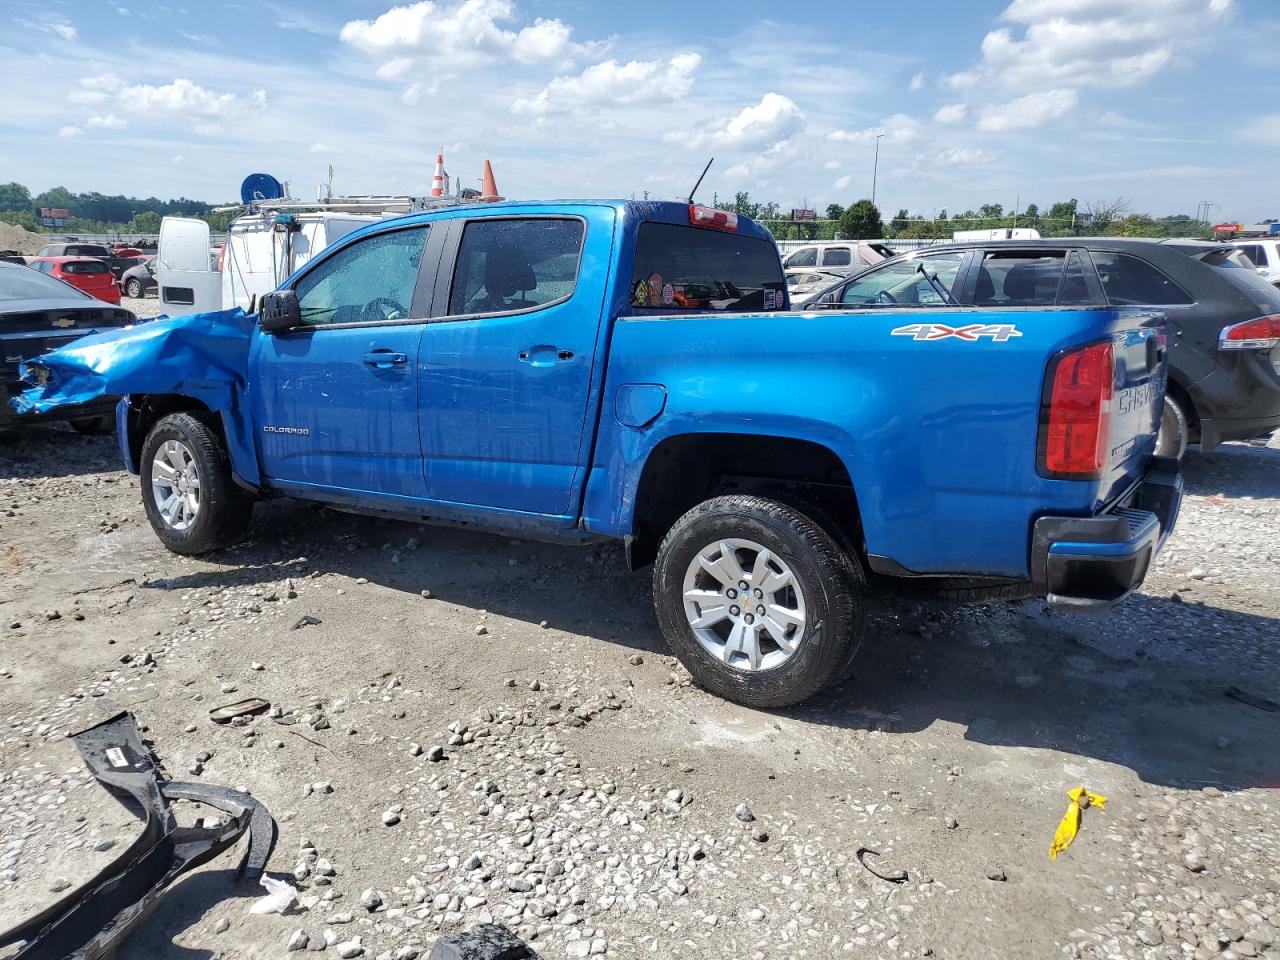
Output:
[
  {"xmin": 140, "ymin": 412, "xmax": 253, "ymax": 555},
  {"xmin": 653, "ymin": 495, "xmax": 864, "ymax": 708}
]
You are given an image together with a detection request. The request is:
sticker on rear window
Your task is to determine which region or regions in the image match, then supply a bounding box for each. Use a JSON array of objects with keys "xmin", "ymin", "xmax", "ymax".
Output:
[{"xmin": 891, "ymin": 322, "xmax": 1023, "ymax": 342}]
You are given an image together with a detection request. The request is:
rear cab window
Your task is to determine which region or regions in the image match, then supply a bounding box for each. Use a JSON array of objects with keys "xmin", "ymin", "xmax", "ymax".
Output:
[
  {"xmin": 1089, "ymin": 251, "xmax": 1192, "ymax": 306},
  {"xmin": 820, "ymin": 247, "xmax": 852, "ymax": 267},
  {"xmin": 630, "ymin": 222, "xmax": 786, "ymax": 312}
]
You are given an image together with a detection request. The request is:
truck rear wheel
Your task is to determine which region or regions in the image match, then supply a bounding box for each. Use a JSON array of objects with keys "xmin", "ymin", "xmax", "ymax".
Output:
[
  {"xmin": 653, "ymin": 495, "xmax": 863, "ymax": 708},
  {"xmin": 140, "ymin": 412, "xmax": 253, "ymax": 555}
]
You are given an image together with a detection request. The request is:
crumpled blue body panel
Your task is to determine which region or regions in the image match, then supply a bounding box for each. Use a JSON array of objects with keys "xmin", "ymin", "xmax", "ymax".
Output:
[
  {"xmin": 13, "ymin": 308, "xmax": 260, "ymax": 484},
  {"xmin": 13, "ymin": 308, "xmax": 253, "ymax": 414}
]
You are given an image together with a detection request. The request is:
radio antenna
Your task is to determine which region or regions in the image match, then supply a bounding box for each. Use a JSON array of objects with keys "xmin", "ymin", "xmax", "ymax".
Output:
[{"xmin": 687, "ymin": 157, "xmax": 714, "ymax": 204}]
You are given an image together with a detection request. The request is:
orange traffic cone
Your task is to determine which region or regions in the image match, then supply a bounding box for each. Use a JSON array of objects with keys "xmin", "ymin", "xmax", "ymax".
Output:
[
  {"xmin": 429, "ymin": 148, "xmax": 447, "ymax": 197},
  {"xmin": 480, "ymin": 160, "xmax": 501, "ymax": 201}
]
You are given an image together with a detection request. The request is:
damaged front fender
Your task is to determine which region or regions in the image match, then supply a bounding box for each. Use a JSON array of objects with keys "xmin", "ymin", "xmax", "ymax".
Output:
[{"xmin": 12, "ymin": 308, "xmax": 260, "ymax": 485}]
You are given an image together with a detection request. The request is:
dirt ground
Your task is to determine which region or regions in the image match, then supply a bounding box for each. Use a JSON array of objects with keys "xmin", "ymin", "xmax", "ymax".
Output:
[{"xmin": 1, "ymin": 418, "xmax": 1277, "ymax": 960}]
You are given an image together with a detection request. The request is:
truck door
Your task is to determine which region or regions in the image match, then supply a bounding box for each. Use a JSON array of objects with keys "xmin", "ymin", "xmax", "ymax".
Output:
[
  {"xmin": 157, "ymin": 217, "xmax": 221, "ymax": 314},
  {"xmin": 249, "ymin": 223, "xmax": 438, "ymax": 500},
  {"xmin": 419, "ymin": 210, "xmax": 613, "ymax": 517}
]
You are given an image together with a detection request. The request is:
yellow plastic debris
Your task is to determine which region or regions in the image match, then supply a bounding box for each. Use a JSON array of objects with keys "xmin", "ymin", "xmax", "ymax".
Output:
[{"xmin": 1049, "ymin": 786, "xmax": 1107, "ymax": 861}]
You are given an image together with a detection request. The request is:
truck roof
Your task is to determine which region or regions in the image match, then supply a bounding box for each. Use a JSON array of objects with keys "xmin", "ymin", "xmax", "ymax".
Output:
[{"xmin": 366, "ymin": 199, "xmax": 777, "ymax": 245}]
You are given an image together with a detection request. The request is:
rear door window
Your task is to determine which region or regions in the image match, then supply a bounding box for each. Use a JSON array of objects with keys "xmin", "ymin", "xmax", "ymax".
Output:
[
  {"xmin": 631, "ymin": 222, "xmax": 786, "ymax": 311},
  {"xmin": 1089, "ymin": 252, "xmax": 1193, "ymax": 306},
  {"xmin": 1237, "ymin": 244, "xmax": 1266, "ymax": 268},
  {"xmin": 448, "ymin": 218, "xmax": 584, "ymax": 316},
  {"xmin": 839, "ymin": 252, "xmax": 966, "ymax": 306},
  {"xmin": 972, "ymin": 251, "xmax": 1066, "ymax": 306},
  {"xmin": 785, "ymin": 247, "xmax": 817, "ymax": 268},
  {"xmin": 820, "ymin": 247, "xmax": 852, "ymax": 267}
]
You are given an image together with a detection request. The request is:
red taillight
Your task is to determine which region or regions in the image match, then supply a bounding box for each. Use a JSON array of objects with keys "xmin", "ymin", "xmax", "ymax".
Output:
[
  {"xmin": 1220, "ymin": 314, "xmax": 1280, "ymax": 350},
  {"xmin": 688, "ymin": 204, "xmax": 737, "ymax": 231},
  {"xmin": 1040, "ymin": 341, "xmax": 1114, "ymax": 479}
]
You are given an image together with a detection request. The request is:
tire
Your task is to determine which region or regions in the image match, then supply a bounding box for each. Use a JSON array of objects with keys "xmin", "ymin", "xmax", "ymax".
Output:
[
  {"xmin": 140, "ymin": 412, "xmax": 253, "ymax": 555},
  {"xmin": 653, "ymin": 494, "xmax": 864, "ymax": 708},
  {"xmin": 1155, "ymin": 395, "xmax": 1188, "ymax": 460},
  {"xmin": 125, "ymin": 278, "xmax": 142, "ymax": 298},
  {"xmin": 70, "ymin": 414, "xmax": 115, "ymax": 436}
]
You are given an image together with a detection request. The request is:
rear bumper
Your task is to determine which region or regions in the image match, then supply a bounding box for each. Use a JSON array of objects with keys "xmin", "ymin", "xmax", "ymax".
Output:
[{"xmin": 1031, "ymin": 457, "xmax": 1183, "ymax": 611}]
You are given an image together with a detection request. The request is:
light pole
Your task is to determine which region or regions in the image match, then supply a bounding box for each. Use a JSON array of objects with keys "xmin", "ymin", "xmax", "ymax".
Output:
[{"xmin": 871, "ymin": 133, "xmax": 885, "ymax": 208}]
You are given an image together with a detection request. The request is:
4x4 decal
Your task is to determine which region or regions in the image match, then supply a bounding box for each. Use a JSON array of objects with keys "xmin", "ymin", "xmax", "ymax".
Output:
[{"xmin": 891, "ymin": 322, "xmax": 1023, "ymax": 342}]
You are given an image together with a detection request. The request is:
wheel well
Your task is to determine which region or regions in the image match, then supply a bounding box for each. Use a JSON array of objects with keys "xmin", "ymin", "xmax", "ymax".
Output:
[
  {"xmin": 627, "ymin": 433, "xmax": 861, "ymax": 569},
  {"xmin": 1165, "ymin": 377, "xmax": 1199, "ymax": 429},
  {"xmin": 125, "ymin": 394, "xmax": 217, "ymax": 468}
]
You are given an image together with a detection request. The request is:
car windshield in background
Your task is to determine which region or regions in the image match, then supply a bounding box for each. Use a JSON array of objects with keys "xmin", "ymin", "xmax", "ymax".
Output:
[
  {"xmin": 62, "ymin": 260, "xmax": 109, "ymax": 275},
  {"xmin": 839, "ymin": 252, "xmax": 966, "ymax": 306},
  {"xmin": 631, "ymin": 222, "xmax": 786, "ymax": 312},
  {"xmin": 0, "ymin": 265, "xmax": 92, "ymax": 301}
]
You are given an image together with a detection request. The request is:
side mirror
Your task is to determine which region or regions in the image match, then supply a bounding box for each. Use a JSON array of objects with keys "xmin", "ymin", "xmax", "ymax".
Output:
[{"xmin": 258, "ymin": 289, "xmax": 301, "ymax": 333}]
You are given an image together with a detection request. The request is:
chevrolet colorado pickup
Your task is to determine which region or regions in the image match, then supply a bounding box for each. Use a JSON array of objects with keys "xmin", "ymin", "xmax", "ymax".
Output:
[{"xmin": 16, "ymin": 200, "xmax": 1182, "ymax": 707}]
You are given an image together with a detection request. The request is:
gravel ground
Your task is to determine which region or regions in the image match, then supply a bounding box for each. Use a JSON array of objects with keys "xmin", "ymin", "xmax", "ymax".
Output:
[
  {"xmin": 122, "ymin": 293, "xmax": 165, "ymax": 319},
  {"xmin": 0, "ymin": 425, "xmax": 1277, "ymax": 960}
]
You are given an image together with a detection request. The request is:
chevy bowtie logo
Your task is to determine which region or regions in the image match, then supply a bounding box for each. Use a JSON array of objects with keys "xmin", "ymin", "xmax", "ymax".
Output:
[{"xmin": 891, "ymin": 323, "xmax": 1023, "ymax": 342}]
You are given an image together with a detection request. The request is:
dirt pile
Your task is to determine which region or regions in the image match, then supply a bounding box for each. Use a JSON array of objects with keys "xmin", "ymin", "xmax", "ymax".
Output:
[{"xmin": 0, "ymin": 221, "xmax": 45, "ymax": 254}]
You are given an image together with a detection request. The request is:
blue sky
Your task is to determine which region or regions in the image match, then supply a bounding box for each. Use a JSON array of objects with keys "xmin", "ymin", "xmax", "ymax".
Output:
[{"xmin": 2, "ymin": 0, "xmax": 1277, "ymax": 222}]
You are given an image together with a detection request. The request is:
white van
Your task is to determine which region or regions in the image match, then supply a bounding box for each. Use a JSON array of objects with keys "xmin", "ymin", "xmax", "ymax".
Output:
[{"xmin": 156, "ymin": 211, "xmax": 379, "ymax": 315}]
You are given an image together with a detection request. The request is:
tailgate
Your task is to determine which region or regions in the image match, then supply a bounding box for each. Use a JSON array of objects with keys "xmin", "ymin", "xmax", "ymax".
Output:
[{"xmin": 1097, "ymin": 317, "xmax": 1167, "ymax": 508}]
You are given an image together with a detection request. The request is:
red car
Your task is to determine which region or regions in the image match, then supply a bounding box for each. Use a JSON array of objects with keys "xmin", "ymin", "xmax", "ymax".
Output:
[{"xmin": 27, "ymin": 256, "xmax": 120, "ymax": 304}]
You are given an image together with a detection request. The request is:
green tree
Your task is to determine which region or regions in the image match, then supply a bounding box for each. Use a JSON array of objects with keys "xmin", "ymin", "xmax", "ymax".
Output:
[
  {"xmin": 825, "ymin": 203, "xmax": 844, "ymax": 222},
  {"xmin": 837, "ymin": 199, "xmax": 883, "ymax": 240},
  {"xmin": 0, "ymin": 210, "xmax": 41, "ymax": 231},
  {"xmin": 129, "ymin": 211, "xmax": 162, "ymax": 232},
  {"xmin": 0, "ymin": 182, "xmax": 32, "ymax": 211},
  {"xmin": 1045, "ymin": 199, "xmax": 1078, "ymax": 236}
]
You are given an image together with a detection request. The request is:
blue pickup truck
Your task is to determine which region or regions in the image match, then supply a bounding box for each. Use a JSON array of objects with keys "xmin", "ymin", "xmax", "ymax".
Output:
[{"xmin": 17, "ymin": 199, "xmax": 1182, "ymax": 707}]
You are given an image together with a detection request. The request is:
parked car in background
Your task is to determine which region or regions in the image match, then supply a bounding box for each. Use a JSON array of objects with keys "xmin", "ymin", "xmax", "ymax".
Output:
[
  {"xmin": 783, "ymin": 241, "xmax": 893, "ymax": 277},
  {"xmin": 0, "ymin": 250, "xmax": 27, "ymax": 265},
  {"xmin": 34, "ymin": 242, "xmax": 149, "ymax": 281},
  {"xmin": 798, "ymin": 238, "xmax": 1280, "ymax": 458},
  {"xmin": 1234, "ymin": 238, "xmax": 1280, "ymax": 285},
  {"xmin": 120, "ymin": 257, "xmax": 157, "ymax": 298},
  {"xmin": 112, "ymin": 245, "xmax": 144, "ymax": 258},
  {"xmin": 786, "ymin": 269, "xmax": 845, "ymax": 298},
  {"xmin": 0, "ymin": 261, "xmax": 135, "ymax": 434},
  {"xmin": 28, "ymin": 257, "xmax": 121, "ymax": 304}
]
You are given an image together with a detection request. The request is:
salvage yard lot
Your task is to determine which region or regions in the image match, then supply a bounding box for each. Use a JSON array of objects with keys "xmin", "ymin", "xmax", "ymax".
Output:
[{"xmin": 1, "ymin": 430, "xmax": 1277, "ymax": 960}]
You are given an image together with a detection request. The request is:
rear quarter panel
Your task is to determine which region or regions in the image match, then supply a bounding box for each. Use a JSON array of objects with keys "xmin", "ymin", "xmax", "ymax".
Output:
[{"xmin": 585, "ymin": 306, "xmax": 1163, "ymax": 578}]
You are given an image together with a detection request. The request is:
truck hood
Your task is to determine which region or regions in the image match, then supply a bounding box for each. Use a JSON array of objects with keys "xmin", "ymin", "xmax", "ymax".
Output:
[{"xmin": 11, "ymin": 307, "xmax": 253, "ymax": 415}]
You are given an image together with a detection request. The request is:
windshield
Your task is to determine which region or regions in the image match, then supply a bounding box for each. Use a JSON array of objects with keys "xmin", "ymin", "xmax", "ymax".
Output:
[
  {"xmin": 839, "ymin": 252, "xmax": 967, "ymax": 306},
  {"xmin": 0, "ymin": 264, "xmax": 91, "ymax": 302},
  {"xmin": 631, "ymin": 222, "xmax": 786, "ymax": 312}
]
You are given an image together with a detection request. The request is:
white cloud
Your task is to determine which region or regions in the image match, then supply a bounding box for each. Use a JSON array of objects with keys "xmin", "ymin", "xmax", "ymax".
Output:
[
  {"xmin": 341, "ymin": 0, "xmax": 603, "ymax": 66},
  {"xmin": 172, "ymin": 154, "xmax": 184, "ymax": 163},
  {"xmin": 909, "ymin": 71, "xmax": 925, "ymax": 91},
  {"xmin": 827, "ymin": 113, "xmax": 919, "ymax": 144},
  {"xmin": 672, "ymin": 93, "xmax": 804, "ymax": 151},
  {"xmin": 948, "ymin": 0, "xmax": 1234, "ymax": 91},
  {"xmin": 310, "ymin": 142, "xmax": 336, "ymax": 153},
  {"xmin": 823, "ymin": 159, "xmax": 841, "ymax": 170},
  {"xmin": 724, "ymin": 140, "xmax": 798, "ymax": 181},
  {"xmin": 834, "ymin": 173, "xmax": 853, "ymax": 190},
  {"xmin": 70, "ymin": 75, "xmax": 267, "ymax": 120},
  {"xmin": 87, "ymin": 113, "xmax": 127, "ymax": 129},
  {"xmin": 934, "ymin": 146, "xmax": 997, "ymax": 165},
  {"xmin": 977, "ymin": 88, "xmax": 1078, "ymax": 131},
  {"xmin": 1243, "ymin": 113, "xmax": 1280, "ymax": 144},
  {"xmin": 50, "ymin": 22, "xmax": 77, "ymax": 41},
  {"xmin": 513, "ymin": 52, "xmax": 700, "ymax": 116},
  {"xmin": 376, "ymin": 57, "xmax": 415, "ymax": 79},
  {"xmin": 933, "ymin": 103, "xmax": 967, "ymax": 124},
  {"xmin": 58, "ymin": 125, "xmax": 82, "ymax": 138}
]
